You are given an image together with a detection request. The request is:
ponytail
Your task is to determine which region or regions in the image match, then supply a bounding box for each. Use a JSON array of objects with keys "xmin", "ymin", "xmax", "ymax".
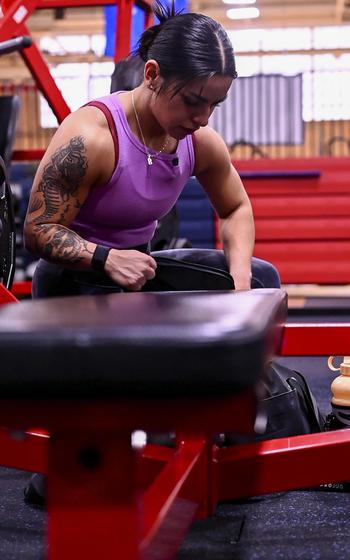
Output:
[
  {"xmin": 138, "ymin": 26, "xmax": 161, "ymax": 62},
  {"xmin": 137, "ymin": 1, "xmax": 179, "ymax": 62},
  {"xmin": 136, "ymin": 0, "xmax": 237, "ymax": 88}
]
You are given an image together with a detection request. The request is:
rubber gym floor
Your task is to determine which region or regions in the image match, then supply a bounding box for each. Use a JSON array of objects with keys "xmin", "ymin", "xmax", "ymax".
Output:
[{"xmin": 0, "ymin": 307, "xmax": 349, "ymax": 560}]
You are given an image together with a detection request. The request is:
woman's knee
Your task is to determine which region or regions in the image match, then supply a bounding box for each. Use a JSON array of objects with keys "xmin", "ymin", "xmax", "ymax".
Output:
[{"xmin": 251, "ymin": 257, "xmax": 281, "ymax": 289}]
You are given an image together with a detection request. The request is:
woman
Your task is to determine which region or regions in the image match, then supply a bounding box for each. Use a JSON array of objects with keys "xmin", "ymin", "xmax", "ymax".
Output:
[
  {"xmin": 23, "ymin": 3, "xmax": 282, "ymax": 504},
  {"xmin": 24, "ymin": 2, "xmax": 279, "ymax": 298}
]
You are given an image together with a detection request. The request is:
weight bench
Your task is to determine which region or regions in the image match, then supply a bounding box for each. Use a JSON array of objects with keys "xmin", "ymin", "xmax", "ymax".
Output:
[
  {"xmin": 2, "ymin": 155, "xmax": 350, "ymax": 558},
  {"xmin": 0, "ymin": 288, "xmax": 286, "ymax": 559}
]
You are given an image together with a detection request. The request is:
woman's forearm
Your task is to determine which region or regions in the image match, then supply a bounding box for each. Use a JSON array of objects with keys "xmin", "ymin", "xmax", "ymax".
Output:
[
  {"xmin": 219, "ymin": 202, "xmax": 255, "ymax": 290},
  {"xmin": 24, "ymin": 222, "xmax": 96, "ymax": 269}
]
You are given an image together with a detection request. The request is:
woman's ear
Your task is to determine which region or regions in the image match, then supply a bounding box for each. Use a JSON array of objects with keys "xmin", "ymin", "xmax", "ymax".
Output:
[{"xmin": 144, "ymin": 59, "xmax": 162, "ymax": 90}]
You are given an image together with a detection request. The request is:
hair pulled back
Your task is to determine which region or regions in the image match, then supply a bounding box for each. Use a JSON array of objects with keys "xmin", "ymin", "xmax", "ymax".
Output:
[{"xmin": 137, "ymin": 1, "xmax": 237, "ymax": 91}]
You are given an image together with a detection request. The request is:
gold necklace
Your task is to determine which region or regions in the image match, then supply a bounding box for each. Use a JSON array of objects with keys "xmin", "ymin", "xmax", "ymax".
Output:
[{"xmin": 131, "ymin": 91, "xmax": 169, "ymax": 166}]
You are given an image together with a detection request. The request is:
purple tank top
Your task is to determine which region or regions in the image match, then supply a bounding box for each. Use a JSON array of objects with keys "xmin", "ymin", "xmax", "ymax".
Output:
[{"xmin": 71, "ymin": 93, "xmax": 195, "ymax": 248}]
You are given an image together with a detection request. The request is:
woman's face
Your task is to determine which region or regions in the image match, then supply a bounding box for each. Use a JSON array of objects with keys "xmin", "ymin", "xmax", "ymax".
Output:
[{"xmin": 150, "ymin": 73, "xmax": 233, "ymax": 140}]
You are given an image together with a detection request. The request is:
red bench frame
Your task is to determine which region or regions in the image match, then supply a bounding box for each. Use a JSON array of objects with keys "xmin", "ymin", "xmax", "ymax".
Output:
[{"xmin": 0, "ymin": 281, "xmax": 350, "ymax": 559}]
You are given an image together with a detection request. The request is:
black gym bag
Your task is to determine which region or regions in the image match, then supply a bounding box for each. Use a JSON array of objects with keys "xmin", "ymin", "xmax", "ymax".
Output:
[
  {"xmin": 71, "ymin": 253, "xmax": 235, "ymax": 294},
  {"xmin": 255, "ymin": 361, "xmax": 324, "ymax": 440},
  {"xmin": 143, "ymin": 255, "xmax": 235, "ymax": 291}
]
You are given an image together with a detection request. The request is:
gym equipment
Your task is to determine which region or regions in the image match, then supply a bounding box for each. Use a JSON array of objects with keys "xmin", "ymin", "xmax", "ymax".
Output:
[
  {"xmin": 0, "ymin": 37, "xmax": 29, "ymax": 168},
  {"xmin": 0, "ymin": 36, "xmax": 32, "ymax": 292},
  {"xmin": 1, "ymin": 192, "xmax": 350, "ymax": 558},
  {"xmin": 0, "ymin": 157, "xmax": 15, "ymax": 290},
  {"xmin": 0, "ymin": 35, "xmax": 32, "ymax": 56},
  {"xmin": 177, "ymin": 177, "xmax": 216, "ymax": 248},
  {"xmin": 230, "ymin": 139, "xmax": 268, "ymax": 159},
  {"xmin": 323, "ymin": 135, "xmax": 350, "ymax": 156},
  {"xmin": 0, "ymin": 95, "xmax": 20, "ymax": 169},
  {"xmin": 150, "ymin": 205, "xmax": 192, "ymax": 251},
  {"xmin": 0, "ymin": 37, "xmax": 31, "ymax": 168},
  {"xmin": 0, "ymin": 288, "xmax": 286, "ymax": 559},
  {"xmin": 0, "ymin": 288, "xmax": 350, "ymax": 559},
  {"xmin": 0, "ymin": 0, "xmax": 152, "ymax": 163}
]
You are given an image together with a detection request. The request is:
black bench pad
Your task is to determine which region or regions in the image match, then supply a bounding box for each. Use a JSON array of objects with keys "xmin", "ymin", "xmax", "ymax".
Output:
[{"xmin": 0, "ymin": 289, "xmax": 286, "ymax": 398}]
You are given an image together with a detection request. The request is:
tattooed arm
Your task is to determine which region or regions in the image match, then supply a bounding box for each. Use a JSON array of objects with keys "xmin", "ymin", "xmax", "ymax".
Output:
[
  {"xmin": 24, "ymin": 109, "xmax": 111, "ymax": 269},
  {"xmin": 24, "ymin": 107, "xmax": 157, "ymax": 289}
]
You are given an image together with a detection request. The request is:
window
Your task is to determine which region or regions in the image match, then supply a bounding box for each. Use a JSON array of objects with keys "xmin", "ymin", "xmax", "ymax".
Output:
[{"xmin": 230, "ymin": 26, "xmax": 350, "ymax": 122}]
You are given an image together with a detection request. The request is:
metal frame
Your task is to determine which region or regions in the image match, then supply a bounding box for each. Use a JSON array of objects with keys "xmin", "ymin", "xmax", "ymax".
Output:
[
  {"xmin": 1, "ymin": 288, "xmax": 350, "ymax": 558},
  {"xmin": 0, "ymin": 282, "xmax": 18, "ymax": 303},
  {"xmin": 0, "ymin": 371, "xmax": 348, "ymax": 559},
  {"xmin": 0, "ymin": 393, "xmax": 257, "ymax": 560}
]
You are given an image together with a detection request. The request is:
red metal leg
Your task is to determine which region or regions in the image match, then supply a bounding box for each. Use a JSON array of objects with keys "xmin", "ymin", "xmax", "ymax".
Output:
[
  {"xmin": 115, "ymin": 0, "xmax": 133, "ymax": 60},
  {"xmin": 0, "ymin": 0, "xmax": 152, "ymax": 140},
  {"xmin": 48, "ymin": 429, "xmax": 139, "ymax": 560},
  {"xmin": 0, "ymin": 427, "xmax": 47, "ymax": 473},
  {"xmin": 0, "ymin": 283, "xmax": 18, "ymax": 304},
  {"xmin": 141, "ymin": 436, "xmax": 208, "ymax": 560},
  {"xmin": 20, "ymin": 27, "xmax": 71, "ymax": 123},
  {"xmin": 10, "ymin": 280, "xmax": 32, "ymax": 298},
  {"xmin": 0, "ymin": 393, "xmax": 256, "ymax": 558},
  {"xmin": 176, "ymin": 431, "xmax": 216, "ymax": 518},
  {"xmin": 0, "ymin": 0, "xmax": 36, "ymax": 41},
  {"xmin": 138, "ymin": 444, "xmax": 174, "ymax": 491},
  {"xmin": 214, "ymin": 428, "xmax": 350, "ymax": 502}
]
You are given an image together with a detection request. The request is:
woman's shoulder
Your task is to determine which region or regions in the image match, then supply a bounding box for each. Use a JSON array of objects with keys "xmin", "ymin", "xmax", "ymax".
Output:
[
  {"xmin": 74, "ymin": 104, "xmax": 112, "ymax": 133},
  {"xmin": 192, "ymin": 126, "xmax": 231, "ymax": 175},
  {"xmin": 193, "ymin": 125, "xmax": 226, "ymax": 149},
  {"xmin": 45, "ymin": 106, "xmax": 116, "ymax": 185},
  {"xmin": 63, "ymin": 105, "xmax": 114, "ymax": 149}
]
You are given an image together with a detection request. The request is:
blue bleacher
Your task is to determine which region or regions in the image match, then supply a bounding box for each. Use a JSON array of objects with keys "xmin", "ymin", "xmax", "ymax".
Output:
[{"xmin": 177, "ymin": 177, "xmax": 215, "ymax": 248}]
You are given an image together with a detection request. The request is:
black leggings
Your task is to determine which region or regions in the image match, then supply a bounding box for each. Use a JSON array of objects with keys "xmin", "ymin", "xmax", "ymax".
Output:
[{"xmin": 32, "ymin": 249, "xmax": 281, "ymax": 299}]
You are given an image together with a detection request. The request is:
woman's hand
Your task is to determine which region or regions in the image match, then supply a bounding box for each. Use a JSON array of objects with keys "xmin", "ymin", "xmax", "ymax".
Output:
[{"xmin": 105, "ymin": 250, "xmax": 157, "ymax": 290}]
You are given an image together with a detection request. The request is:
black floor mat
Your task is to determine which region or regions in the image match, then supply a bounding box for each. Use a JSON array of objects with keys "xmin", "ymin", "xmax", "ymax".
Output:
[
  {"xmin": 178, "ymin": 489, "xmax": 350, "ymax": 560},
  {"xmin": 0, "ymin": 469, "xmax": 45, "ymax": 560},
  {"xmin": 178, "ymin": 319, "xmax": 350, "ymax": 559}
]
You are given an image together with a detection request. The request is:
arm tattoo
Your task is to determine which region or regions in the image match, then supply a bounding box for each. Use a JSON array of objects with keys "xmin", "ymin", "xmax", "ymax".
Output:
[
  {"xmin": 32, "ymin": 224, "xmax": 93, "ymax": 265},
  {"xmin": 31, "ymin": 136, "xmax": 88, "ymax": 222},
  {"xmin": 28, "ymin": 194, "xmax": 43, "ymax": 214}
]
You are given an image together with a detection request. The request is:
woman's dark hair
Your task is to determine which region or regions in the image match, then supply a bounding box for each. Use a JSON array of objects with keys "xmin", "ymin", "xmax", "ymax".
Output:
[
  {"xmin": 136, "ymin": 1, "xmax": 237, "ymax": 92},
  {"xmin": 110, "ymin": 55, "xmax": 145, "ymax": 93}
]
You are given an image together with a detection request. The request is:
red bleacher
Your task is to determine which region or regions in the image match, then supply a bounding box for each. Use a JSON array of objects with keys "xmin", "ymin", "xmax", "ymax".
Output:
[{"xmin": 230, "ymin": 156, "xmax": 350, "ymax": 285}]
